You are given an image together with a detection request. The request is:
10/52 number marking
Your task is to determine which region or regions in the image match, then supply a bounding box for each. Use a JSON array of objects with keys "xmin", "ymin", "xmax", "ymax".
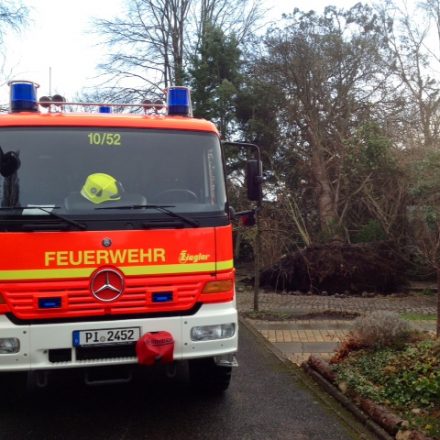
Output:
[{"xmin": 88, "ymin": 132, "xmax": 122, "ymax": 146}]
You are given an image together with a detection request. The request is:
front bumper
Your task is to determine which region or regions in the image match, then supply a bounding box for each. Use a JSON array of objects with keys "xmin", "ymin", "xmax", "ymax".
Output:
[{"xmin": 0, "ymin": 301, "xmax": 238, "ymax": 372}]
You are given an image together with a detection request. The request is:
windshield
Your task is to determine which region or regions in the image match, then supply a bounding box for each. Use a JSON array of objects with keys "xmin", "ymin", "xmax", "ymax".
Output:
[{"xmin": 0, "ymin": 128, "xmax": 227, "ymax": 217}]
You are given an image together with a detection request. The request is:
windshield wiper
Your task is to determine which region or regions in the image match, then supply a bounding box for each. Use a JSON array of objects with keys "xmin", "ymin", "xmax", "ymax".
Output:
[
  {"xmin": 0, "ymin": 206, "xmax": 87, "ymax": 230},
  {"xmin": 95, "ymin": 204, "xmax": 200, "ymax": 227}
]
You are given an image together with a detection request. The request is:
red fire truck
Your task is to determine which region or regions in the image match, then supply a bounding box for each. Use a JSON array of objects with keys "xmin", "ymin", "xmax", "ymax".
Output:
[{"xmin": 0, "ymin": 81, "xmax": 261, "ymax": 392}]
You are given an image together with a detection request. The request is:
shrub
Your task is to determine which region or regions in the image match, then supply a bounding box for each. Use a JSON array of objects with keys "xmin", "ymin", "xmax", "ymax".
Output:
[
  {"xmin": 352, "ymin": 219, "xmax": 386, "ymax": 243},
  {"xmin": 351, "ymin": 311, "xmax": 412, "ymax": 349},
  {"xmin": 333, "ymin": 340, "xmax": 440, "ymax": 437}
]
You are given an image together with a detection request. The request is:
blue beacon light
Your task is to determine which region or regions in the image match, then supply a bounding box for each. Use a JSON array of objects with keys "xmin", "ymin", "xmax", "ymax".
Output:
[
  {"xmin": 167, "ymin": 87, "xmax": 192, "ymax": 117},
  {"xmin": 99, "ymin": 106, "xmax": 112, "ymax": 114},
  {"xmin": 8, "ymin": 80, "xmax": 39, "ymax": 113}
]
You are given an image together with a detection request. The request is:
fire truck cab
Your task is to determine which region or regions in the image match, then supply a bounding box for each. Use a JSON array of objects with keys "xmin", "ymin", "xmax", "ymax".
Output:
[{"xmin": 0, "ymin": 81, "xmax": 262, "ymax": 393}]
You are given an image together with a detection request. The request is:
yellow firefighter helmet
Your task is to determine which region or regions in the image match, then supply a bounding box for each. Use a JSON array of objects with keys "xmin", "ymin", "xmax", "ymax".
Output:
[{"xmin": 80, "ymin": 173, "xmax": 122, "ymax": 204}]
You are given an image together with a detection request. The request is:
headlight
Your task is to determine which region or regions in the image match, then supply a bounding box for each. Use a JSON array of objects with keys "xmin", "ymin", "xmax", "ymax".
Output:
[
  {"xmin": 190, "ymin": 323, "xmax": 236, "ymax": 341},
  {"xmin": 0, "ymin": 338, "xmax": 20, "ymax": 354}
]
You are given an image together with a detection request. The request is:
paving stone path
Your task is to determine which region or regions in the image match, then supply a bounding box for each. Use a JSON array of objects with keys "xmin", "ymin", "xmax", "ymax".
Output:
[{"xmin": 237, "ymin": 289, "xmax": 437, "ymax": 365}]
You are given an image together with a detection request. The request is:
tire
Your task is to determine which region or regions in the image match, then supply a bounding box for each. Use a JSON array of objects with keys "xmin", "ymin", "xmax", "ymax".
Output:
[
  {"xmin": 189, "ymin": 358, "xmax": 232, "ymax": 394},
  {"xmin": 0, "ymin": 372, "xmax": 26, "ymax": 403}
]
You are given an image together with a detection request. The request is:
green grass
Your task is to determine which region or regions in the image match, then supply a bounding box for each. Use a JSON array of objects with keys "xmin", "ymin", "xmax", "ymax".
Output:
[
  {"xmin": 400, "ymin": 312, "xmax": 437, "ymax": 321},
  {"xmin": 420, "ymin": 288, "xmax": 436, "ymax": 296},
  {"xmin": 243, "ymin": 310, "xmax": 360, "ymax": 321},
  {"xmin": 243, "ymin": 310, "xmax": 300, "ymax": 321}
]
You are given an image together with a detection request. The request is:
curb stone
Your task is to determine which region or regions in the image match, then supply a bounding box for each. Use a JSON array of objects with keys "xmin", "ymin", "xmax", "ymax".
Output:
[{"xmin": 302, "ymin": 362, "xmax": 394, "ymax": 440}]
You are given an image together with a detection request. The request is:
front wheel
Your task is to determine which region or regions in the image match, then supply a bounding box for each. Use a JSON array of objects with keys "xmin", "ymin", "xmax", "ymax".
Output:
[
  {"xmin": 0, "ymin": 372, "xmax": 26, "ymax": 400},
  {"xmin": 189, "ymin": 358, "xmax": 232, "ymax": 394}
]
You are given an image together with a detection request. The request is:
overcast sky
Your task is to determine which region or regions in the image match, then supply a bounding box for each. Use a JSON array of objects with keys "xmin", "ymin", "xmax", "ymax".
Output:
[{"xmin": 2, "ymin": 0, "xmax": 365, "ymax": 104}]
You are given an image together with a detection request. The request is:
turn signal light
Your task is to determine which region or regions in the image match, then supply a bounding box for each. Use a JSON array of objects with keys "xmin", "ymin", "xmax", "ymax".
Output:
[{"xmin": 202, "ymin": 280, "xmax": 233, "ymax": 294}]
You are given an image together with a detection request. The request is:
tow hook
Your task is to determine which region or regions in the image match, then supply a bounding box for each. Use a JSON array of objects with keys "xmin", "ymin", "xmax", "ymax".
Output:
[
  {"xmin": 27, "ymin": 370, "xmax": 49, "ymax": 389},
  {"xmin": 165, "ymin": 362, "xmax": 178, "ymax": 378}
]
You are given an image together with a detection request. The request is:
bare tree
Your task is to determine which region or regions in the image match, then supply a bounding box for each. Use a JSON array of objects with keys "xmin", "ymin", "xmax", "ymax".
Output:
[
  {"xmin": 406, "ymin": 148, "xmax": 440, "ymax": 337},
  {"xmin": 93, "ymin": 0, "xmax": 262, "ymax": 100},
  {"xmin": 421, "ymin": 0, "xmax": 440, "ymax": 60},
  {"xmin": 379, "ymin": 0, "xmax": 440, "ymax": 149},
  {"xmin": 194, "ymin": 0, "xmax": 263, "ymax": 47},
  {"xmin": 0, "ymin": 1, "xmax": 29, "ymax": 110},
  {"xmin": 0, "ymin": 1, "xmax": 28, "ymax": 47},
  {"xmin": 93, "ymin": 0, "xmax": 190, "ymax": 99}
]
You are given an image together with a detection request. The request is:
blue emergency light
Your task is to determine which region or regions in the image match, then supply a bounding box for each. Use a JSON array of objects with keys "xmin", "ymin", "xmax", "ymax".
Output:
[
  {"xmin": 167, "ymin": 87, "xmax": 192, "ymax": 117},
  {"xmin": 9, "ymin": 81, "xmax": 39, "ymax": 113},
  {"xmin": 99, "ymin": 105, "xmax": 112, "ymax": 114},
  {"xmin": 152, "ymin": 291, "xmax": 173, "ymax": 303},
  {"xmin": 38, "ymin": 297, "xmax": 62, "ymax": 309}
]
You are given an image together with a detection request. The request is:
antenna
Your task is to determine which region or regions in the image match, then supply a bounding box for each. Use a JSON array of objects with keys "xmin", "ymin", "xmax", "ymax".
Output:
[{"xmin": 49, "ymin": 66, "xmax": 52, "ymax": 96}]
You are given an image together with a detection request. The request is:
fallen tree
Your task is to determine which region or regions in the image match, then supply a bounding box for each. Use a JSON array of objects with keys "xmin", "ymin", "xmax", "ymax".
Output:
[{"xmin": 259, "ymin": 242, "xmax": 407, "ymax": 294}]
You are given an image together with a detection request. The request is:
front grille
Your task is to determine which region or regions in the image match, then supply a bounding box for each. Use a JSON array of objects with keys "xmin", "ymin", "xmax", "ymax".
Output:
[
  {"xmin": 76, "ymin": 343, "xmax": 136, "ymax": 361},
  {"xmin": 4, "ymin": 275, "xmax": 204, "ymax": 320},
  {"xmin": 49, "ymin": 348, "xmax": 72, "ymax": 363}
]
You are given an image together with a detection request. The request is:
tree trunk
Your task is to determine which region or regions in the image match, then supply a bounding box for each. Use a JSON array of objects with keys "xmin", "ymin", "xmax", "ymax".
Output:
[
  {"xmin": 309, "ymin": 137, "xmax": 339, "ymax": 237},
  {"xmin": 253, "ymin": 211, "xmax": 261, "ymax": 312},
  {"xmin": 234, "ymin": 230, "xmax": 241, "ymax": 259},
  {"xmin": 437, "ymin": 267, "xmax": 440, "ymax": 338}
]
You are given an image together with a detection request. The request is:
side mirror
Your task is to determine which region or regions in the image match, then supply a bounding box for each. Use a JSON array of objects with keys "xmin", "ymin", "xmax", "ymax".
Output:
[
  {"xmin": 240, "ymin": 210, "xmax": 256, "ymax": 227},
  {"xmin": 222, "ymin": 140, "xmax": 263, "ymax": 206},
  {"xmin": 246, "ymin": 159, "xmax": 263, "ymax": 202},
  {"xmin": 233, "ymin": 209, "xmax": 256, "ymax": 227}
]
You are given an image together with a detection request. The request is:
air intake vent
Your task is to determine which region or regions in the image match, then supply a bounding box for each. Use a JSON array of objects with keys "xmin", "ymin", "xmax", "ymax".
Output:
[
  {"xmin": 49, "ymin": 348, "xmax": 72, "ymax": 363},
  {"xmin": 76, "ymin": 344, "xmax": 136, "ymax": 361}
]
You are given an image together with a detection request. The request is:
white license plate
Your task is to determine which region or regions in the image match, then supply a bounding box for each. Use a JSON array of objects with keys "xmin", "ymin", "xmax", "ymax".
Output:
[{"xmin": 73, "ymin": 327, "xmax": 141, "ymax": 347}]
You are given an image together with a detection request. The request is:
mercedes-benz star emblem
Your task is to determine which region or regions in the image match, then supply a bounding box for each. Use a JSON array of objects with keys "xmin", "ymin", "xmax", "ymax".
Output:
[
  {"xmin": 102, "ymin": 238, "xmax": 112, "ymax": 247},
  {"xmin": 91, "ymin": 268, "xmax": 125, "ymax": 302}
]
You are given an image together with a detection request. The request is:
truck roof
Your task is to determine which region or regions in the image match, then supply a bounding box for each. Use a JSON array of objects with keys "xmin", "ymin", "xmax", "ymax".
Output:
[{"xmin": 0, "ymin": 112, "xmax": 219, "ymax": 134}]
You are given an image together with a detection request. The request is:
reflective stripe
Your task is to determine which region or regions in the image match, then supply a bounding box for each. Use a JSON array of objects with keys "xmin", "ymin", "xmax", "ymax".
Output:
[
  {"xmin": 216, "ymin": 260, "xmax": 234, "ymax": 271},
  {"xmin": 0, "ymin": 268, "xmax": 94, "ymax": 280},
  {"xmin": 0, "ymin": 259, "xmax": 234, "ymax": 280}
]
